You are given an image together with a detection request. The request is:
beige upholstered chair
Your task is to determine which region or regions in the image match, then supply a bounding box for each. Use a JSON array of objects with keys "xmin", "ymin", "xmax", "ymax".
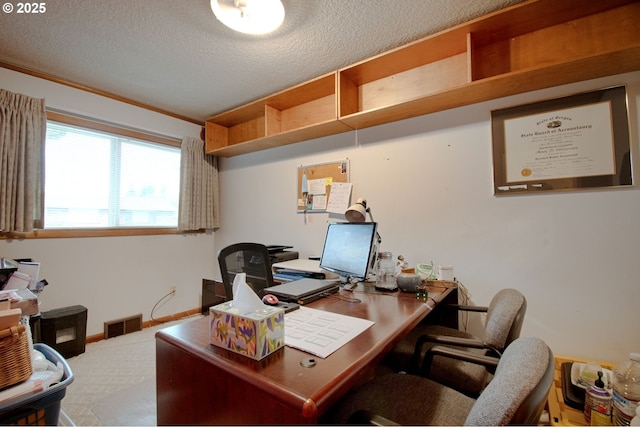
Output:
[
  {"xmin": 328, "ymin": 336, "xmax": 554, "ymax": 426},
  {"xmin": 384, "ymin": 288, "xmax": 527, "ymax": 397}
]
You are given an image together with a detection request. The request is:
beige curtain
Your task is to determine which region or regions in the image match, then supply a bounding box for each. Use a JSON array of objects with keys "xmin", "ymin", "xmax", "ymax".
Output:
[
  {"xmin": 178, "ymin": 136, "xmax": 220, "ymax": 231},
  {"xmin": 0, "ymin": 89, "xmax": 46, "ymax": 233}
]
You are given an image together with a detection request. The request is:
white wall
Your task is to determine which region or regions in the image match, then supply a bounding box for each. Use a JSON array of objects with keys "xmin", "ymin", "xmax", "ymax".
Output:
[
  {"xmin": 0, "ymin": 67, "xmax": 196, "ymax": 139},
  {"xmin": 3, "ymin": 67, "xmax": 639, "ymax": 363},
  {"xmin": 1, "ymin": 68, "xmax": 216, "ymax": 335},
  {"xmin": 215, "ymin": 72, "xmax": 640, "ymax": 363}
]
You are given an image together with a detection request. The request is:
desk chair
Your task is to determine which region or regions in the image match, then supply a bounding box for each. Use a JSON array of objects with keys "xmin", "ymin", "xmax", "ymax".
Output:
[
  {"xmin": 328, "ymin": 336, "xmax": 554, "ymax": 426},
  {"xmin": 217, "ymin": 242, "xmax": 274, "ymax": 299},
  {"xmin": 384, "ymin": 288, "xmax": 526, "ymax": 397}
]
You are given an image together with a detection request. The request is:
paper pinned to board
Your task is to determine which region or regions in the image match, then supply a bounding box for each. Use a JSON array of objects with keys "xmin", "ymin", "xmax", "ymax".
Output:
[{"xmin": 326, "ymin": 182, "xmax": 352, "ymax": 214}]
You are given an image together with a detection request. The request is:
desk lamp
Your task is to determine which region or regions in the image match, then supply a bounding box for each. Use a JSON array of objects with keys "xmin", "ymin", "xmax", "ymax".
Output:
[{"xmin": 345, "ymin": 198, "xmax": 374, "ymax": 223}]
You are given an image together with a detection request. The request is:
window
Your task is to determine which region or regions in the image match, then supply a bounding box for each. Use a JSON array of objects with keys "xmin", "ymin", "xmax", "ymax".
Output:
[{"xmin": 44, "ymin": 119, "xmax": 181, "ymax": 229}]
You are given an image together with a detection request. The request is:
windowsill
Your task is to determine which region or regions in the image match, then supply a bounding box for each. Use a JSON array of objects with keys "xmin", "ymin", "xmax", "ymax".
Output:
[{"xmin": 0, "ymin": 227, "xmax": 205, "ymax": 239}]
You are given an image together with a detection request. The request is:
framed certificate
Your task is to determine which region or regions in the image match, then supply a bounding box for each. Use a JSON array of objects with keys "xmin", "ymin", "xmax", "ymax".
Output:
[{"xmin": 491, "ymin": 86, "xmax": 632, "ymax": 195}]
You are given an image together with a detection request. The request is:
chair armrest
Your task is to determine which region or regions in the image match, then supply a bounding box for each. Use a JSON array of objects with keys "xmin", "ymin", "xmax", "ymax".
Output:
[
  {"xmin": 411, "ymin": 334, "xmax": 489, "ymax": 371},
  {"xmin": 418, "ymin": 333, "xmax": 486, "ymax": 349},
  {"xmin": 421, "ymin": 345, "xmax": 500, "ymax": 377},
  {"xmin": 347, "ymin": 410, "xmax": 400, "ymax": 426},
  {"xmin": 450, "ymin": 304, "xmax": 489, "ymax": 313}
]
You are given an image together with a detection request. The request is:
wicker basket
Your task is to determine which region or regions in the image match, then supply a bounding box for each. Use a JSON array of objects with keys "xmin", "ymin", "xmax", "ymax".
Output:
[{"xmin": 0, "ymin": 325, "xmax": 33, "ymax": 390}]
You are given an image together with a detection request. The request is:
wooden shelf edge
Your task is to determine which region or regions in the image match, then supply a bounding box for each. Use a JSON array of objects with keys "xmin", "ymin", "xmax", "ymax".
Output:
[
  {"xmin": 206, "ymin": 72, "xmax": 338, "ymax": 125},
  {"xmin": 207, "ymin": 120, "xmax": 353, "ymax": 157},
  {"xmin": 339, "ymin": 46, "xmax": 640, "ymax": 130},
  {"xmin": 210, "ymin": 43, "xmax": 639, "ymax": 156}
]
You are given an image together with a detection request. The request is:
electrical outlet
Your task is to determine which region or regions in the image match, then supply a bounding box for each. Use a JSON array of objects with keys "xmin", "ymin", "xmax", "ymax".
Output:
[{"xmin": 169, "ymin": 286, "xmax": 176, "ymax": 295}]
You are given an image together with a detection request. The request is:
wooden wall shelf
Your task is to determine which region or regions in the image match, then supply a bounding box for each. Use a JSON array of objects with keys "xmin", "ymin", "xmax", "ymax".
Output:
[
  {"xmin": 205, "ymin": 0, "xmax": 640, "ymax": 157},
  {"xmin": 205, "ymin": 73, "xmax": 352, "ymax": 157}
]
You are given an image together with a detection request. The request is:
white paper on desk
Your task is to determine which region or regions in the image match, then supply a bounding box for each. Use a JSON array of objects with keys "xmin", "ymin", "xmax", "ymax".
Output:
[
  {"xmin": 284, "ymin": 307, "xmax": 374, "ymax": 358},
  {"xmin": 230, "ymin": 273, "xmax": 265, "ymax": 313}
]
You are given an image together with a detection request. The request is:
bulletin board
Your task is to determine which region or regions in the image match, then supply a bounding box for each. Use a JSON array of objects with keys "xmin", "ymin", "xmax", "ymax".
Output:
[{"xmin": 297, "ymin": 160, "xmax": 350, "ymax": 212}]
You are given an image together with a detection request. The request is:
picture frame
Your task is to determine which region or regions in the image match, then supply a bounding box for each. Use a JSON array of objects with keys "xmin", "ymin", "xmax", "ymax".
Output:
[{"xmin": 491, "ymin": 85, "xmax": 632, "ymax": 195}]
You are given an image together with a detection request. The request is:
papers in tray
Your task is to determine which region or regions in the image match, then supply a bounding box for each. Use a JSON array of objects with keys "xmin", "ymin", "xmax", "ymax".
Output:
[
  {"xmin": 284, "ymin": 307, "xmax": 374, "ymax": 358},
  {"xmin": 272, "ymin": 259, "xmax": 339, "ymax": 282}
]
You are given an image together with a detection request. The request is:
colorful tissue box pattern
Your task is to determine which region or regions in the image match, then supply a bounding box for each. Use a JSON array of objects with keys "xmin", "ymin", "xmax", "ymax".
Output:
[{"xmin": 209, "ymin": 302, "xmax": 285, "ymax": 360}]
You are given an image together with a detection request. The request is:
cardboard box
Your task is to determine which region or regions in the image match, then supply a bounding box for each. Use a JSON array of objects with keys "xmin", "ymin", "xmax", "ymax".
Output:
[
  {"xmin": 209, "ymin": 302, "xmax": 285, "ymax": 360},
  {"xmin": 8, "ymin": 289, "xmax": 39, "ymax": 316}
]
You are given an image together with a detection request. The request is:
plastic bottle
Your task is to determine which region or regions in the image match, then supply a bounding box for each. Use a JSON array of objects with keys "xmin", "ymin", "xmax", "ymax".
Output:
[
  {"xmin": 612, "ymin": 353, "xmax": 640, "ymax": 426},
  {"xmin": 585, "ymin": 371, "xmax": 612, "ymax": 425},
  {"xmin": 630, "ymin": 406, "xmax": 640, "ymax": 426}
]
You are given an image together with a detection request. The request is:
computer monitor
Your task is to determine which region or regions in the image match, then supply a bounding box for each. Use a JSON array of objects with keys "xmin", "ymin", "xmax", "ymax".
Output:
[{"xmin": 319, "ymin": 222, "xmax": 379, "ymax": 283}]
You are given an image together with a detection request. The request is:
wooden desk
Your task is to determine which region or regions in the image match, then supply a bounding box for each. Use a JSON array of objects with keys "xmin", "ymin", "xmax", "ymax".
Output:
[
  {"xmin": 547, "ymin": 355, "xmax": 615, "ymax": 426},
  {"xmin": 155, "ymin": 283, "xmax": 456, "ymax": 425}
]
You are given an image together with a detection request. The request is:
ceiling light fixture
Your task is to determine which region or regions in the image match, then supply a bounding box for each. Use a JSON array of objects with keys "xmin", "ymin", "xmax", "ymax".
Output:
[{"xmin": 210, "ymin": 0, "xmax": 285, "ymax": 35}]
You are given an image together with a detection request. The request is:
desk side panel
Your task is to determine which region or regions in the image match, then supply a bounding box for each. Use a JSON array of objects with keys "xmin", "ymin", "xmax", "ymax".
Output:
[
  {"xmin": 155, "ymin": 286, "xmax": 456, "ymax": 425},
  {"xmin": 156, "ymin": 337, "xmax": 314, "ymax": 425}
]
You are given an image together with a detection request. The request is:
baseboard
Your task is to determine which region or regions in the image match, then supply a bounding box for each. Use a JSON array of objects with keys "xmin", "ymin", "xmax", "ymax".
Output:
[{"xmin": 86, "ymin": 307, "xmax": 201, "ymax": 344}]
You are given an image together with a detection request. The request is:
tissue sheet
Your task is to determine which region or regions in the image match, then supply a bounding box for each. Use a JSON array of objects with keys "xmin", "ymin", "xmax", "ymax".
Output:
[{"xmin": 209, "ymin": 274, "xmax": 284, "ymax": 360}]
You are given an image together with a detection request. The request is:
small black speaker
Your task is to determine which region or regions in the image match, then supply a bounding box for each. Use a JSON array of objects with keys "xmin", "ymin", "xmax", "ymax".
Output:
[{"xmin": 40, "ymin": 305, "xmax": 87, "ymax": 358}]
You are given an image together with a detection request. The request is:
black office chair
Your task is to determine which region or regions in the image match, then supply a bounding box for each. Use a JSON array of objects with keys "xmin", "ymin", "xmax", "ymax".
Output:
[
  {"xmin": 217, "ymin": 242, "xmax": 274, "ymax": 299},
  {"xmin": 328, "ymin": 336, "xmax": 554, "ymax": 426},
  {"xmin": 384, "ymin": 288, "xmax": 527, "ymax": 397}
]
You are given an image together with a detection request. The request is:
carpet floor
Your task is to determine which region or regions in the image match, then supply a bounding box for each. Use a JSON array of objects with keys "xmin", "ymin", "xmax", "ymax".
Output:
[{"xmin": 61, "ymin": 315, "xmax": 202, "ymax": 426}]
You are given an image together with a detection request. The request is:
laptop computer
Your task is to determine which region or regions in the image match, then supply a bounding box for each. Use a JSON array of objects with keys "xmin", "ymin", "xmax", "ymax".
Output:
[{"xmin": 264, "ymin": 278, "xmax": 339, "ymax": 305}]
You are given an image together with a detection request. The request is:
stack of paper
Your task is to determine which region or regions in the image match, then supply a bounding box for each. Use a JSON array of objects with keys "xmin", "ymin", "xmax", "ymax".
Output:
[
  {"xmin": 272, "ymin": 259, "xmax": 339, "ymax": 282},
  {"xmin": 4, "ymin": 261, "xmax": 40, "ymax": 291}
]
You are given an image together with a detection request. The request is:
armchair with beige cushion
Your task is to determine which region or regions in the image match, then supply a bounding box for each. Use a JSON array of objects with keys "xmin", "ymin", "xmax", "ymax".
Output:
[
  {"xmin": 383, "ymin": 288, "xmax": 527, "ymax": 397},
  {"xmin": 328, "ymin": 336, "xmax": 554, "ymax": 426}
]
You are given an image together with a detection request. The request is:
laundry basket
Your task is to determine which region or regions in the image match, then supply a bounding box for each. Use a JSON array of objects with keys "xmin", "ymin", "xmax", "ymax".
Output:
[{"xmin": 0, "ymin": 343, "xmax": 74, "ymax": 425}]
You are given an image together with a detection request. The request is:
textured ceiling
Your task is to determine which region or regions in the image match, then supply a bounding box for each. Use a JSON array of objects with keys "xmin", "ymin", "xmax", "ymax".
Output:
[{"xmin": 0, "ymin": 0, "xmax": 524, "ymax": 123}]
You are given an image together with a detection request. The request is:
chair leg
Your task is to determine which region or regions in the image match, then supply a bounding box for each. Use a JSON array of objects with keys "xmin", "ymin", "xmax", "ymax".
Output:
[
  {"xmin": 347, "ymin": 410, "xmax": 400, "ymax": 426},
  {"xmin": 411, "ymin": 336, "xmax": 429, "ymax": 375}
]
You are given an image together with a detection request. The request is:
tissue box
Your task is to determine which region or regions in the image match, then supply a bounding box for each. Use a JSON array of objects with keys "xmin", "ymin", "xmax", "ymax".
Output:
[{"xmin": 209, "ymin": 302, "xmax": 285, "ymax": 360}]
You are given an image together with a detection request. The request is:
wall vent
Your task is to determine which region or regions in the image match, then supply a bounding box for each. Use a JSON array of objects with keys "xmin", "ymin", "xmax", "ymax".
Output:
[{"xmin": 104, "ymin": 314, "xmax": 143, "ymax": 339}]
